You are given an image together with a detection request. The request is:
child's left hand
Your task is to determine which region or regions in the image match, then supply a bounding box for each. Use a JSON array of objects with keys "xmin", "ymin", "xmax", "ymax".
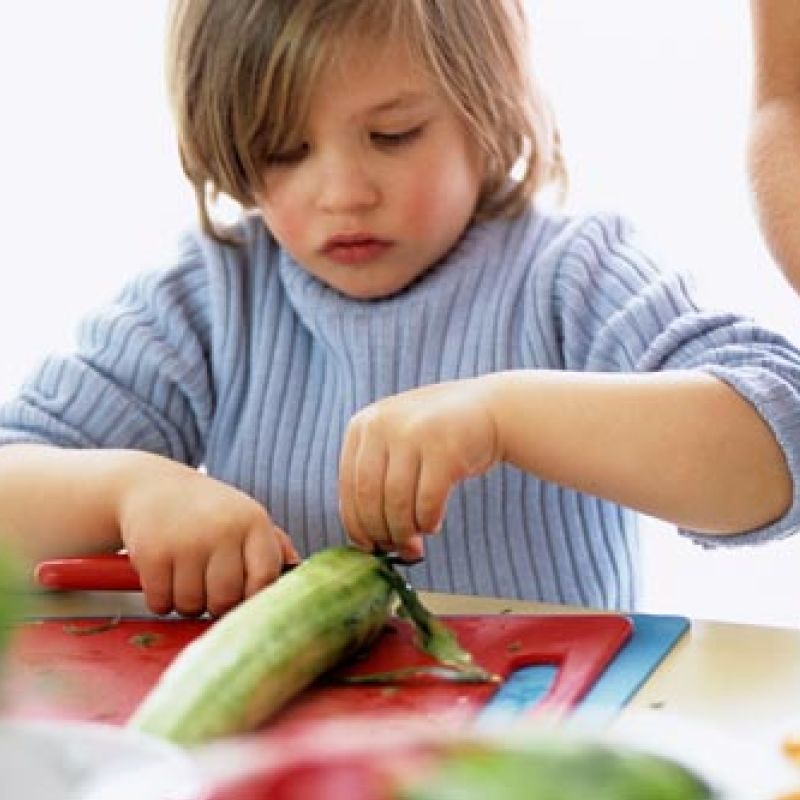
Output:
[{"xmin": 339, "ymin": 378, "xmax": 501, "ymax": 559}]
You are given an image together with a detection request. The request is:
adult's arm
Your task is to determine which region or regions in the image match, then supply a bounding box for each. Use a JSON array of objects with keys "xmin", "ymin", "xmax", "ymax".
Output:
[{"xmin": 748, "ymin": 0, "xmax": 800, "ymax": 291}]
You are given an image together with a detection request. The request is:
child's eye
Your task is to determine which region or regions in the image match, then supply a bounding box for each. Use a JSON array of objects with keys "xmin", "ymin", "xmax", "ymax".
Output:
[
  {"xmin": 264, "ymin": 143, "xmax": 309, "ymax": 167},
  {"xmin": 371, "ymin": 126, "xmax": 423, "ymax": 148}
]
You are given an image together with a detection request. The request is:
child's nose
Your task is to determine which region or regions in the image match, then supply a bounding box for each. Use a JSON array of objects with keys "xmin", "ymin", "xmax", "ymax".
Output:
[{"xmin": 315, "ymin": 152, "xmax": 380, "ymax": 213}]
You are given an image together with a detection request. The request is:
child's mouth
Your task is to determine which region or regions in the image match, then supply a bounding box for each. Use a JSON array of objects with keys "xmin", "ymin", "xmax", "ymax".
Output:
[{"xmin": 321, "ymin": 235, "xmax": 392, "ymax": 265}]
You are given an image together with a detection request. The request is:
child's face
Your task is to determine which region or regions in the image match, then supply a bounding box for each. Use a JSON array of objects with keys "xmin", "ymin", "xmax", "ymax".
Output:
[{"xmin": 255, "ymin": 37, "xmax": 484, "ymax": 300}]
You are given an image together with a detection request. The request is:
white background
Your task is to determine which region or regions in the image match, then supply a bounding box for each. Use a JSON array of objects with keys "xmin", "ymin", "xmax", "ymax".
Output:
[{"xmin": 1, "ymin": 2, "xmax": 799, "ymax": 627}]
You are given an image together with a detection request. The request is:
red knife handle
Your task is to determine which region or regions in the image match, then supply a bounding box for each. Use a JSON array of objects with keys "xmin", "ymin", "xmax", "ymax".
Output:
[
  {"xmin": 35, "ymin": 553, "xmax": 142, "ymax": 591},
  {"xmin": 34, "ymin": 553, "xmax": 302, "ymax": 592}
]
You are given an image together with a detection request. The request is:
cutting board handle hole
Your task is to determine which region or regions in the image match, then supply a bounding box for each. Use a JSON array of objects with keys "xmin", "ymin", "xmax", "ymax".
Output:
[{"xmin": 476, "ymin": 664, "xmax": 558, "ymax": 725}]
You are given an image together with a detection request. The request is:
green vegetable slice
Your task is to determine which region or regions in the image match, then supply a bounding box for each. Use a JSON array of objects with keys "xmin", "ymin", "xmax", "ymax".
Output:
[{"xmin": 342, "ymin": 556, "xmax": 497, "ymax": 684}]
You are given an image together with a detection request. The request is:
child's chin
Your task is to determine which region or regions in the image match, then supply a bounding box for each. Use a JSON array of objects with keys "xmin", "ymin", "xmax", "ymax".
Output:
[{"xmin": 330, "ymin": 277, "xmax": 417, "ymax": 301}]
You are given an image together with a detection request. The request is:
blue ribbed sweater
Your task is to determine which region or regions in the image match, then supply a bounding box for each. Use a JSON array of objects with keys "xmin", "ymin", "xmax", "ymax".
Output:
[{"xmin": 4, "ymin": 207, "xmax": 800, "ymax": 609}]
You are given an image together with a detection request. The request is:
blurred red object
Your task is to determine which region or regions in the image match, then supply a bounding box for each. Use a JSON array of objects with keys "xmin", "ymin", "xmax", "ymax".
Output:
[{"xmin": 196, "ymin": 716, "xmax": 446, "ymax": 800}]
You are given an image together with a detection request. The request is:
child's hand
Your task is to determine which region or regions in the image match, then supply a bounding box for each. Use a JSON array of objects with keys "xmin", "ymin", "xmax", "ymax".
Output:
[
  {"xmin": 339, "ymin": 378, "xmax": 500, "ymax": 560},
  {"xmin": 116, "ymin": 453, "xmax": 299, "ymax": 616}
]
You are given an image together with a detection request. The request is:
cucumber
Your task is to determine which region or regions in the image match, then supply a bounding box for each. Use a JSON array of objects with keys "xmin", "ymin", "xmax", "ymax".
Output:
[{"xmin": 127, "ymin": 546, "xmax": 396, "ymax": 745}]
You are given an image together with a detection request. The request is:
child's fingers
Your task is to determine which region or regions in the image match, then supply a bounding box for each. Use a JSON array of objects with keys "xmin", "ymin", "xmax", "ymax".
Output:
[
  {"xmin": 384, "ymin": 446, "xmax": 421, "ymax": 550},
  {"xmin": 135, "ymin": 553, "xmax": 175, "ymax": 616},
  {"xmin": 339, "ymin": 424, "xmax": 372, "ymax": 551},
  {"xmin": 397, "ymin": 535, "xmax": 425, "ymax": 563},
  {"xmin": 205, "ymin": 544, "xmax": 246, "ymax": 616},
  {"xmin": 274, "ymin": 526, "xmax": 301, "ymax": 566},
  {"xmin": 242, "ymin": 525, "xmax": 284, "ymax": 598},
  {"xmin": 172, "ymin": 554, "xmax": 207, "ymax": 617},
  {"xmin": 415, "ymin": 456, "xmax": 449, "ymax": 533},
  {"xmin": 353, "ymin": 436, "xmax": 392, "ymax": 548}
]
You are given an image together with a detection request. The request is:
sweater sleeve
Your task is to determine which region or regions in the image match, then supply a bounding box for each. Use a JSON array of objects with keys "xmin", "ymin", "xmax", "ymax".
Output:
[
  {"xmin": 0, "ymin": 234, "xmax": 214, "ymax": 465},
  {"xmin": 544, "ymin": 213, "xmax": 800, "ymax": 546}
]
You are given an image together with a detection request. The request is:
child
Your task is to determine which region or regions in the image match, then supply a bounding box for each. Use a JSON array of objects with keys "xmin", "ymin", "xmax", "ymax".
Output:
[
  {"xmin": 1, "ymin": 0, "xmax": 800, "ymax": 618},
  {"xmin": 748, "ymin": 0, "xmax": 800, "ymax": 293}
]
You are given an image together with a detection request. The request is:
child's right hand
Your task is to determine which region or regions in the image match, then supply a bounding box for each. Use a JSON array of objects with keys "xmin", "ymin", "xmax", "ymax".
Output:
[
  {"xmin": 339, "ymin": 378, "xmax": 501, "ymax": 561},
  {"xmin": 115, "ymin": 452, "xmax": 299, "ymax": 616}
]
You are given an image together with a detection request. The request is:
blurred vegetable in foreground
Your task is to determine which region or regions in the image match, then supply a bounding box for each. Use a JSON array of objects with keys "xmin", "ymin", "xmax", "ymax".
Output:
[
  {"xmin": 0, "ymin": 544, "xmax": 26, "ymax": 688},
  {"xmin": 397, "ymin": 739, "xmax": 714, "ymax": 800}
]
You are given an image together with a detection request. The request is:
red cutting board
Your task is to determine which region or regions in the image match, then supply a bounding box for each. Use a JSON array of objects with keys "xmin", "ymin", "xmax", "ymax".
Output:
[{"xmin": 2, "ymin": 614, "xmax": 631, "ymax": 730}]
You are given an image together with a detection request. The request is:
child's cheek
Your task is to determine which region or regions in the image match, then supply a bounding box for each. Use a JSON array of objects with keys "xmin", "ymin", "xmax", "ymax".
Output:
[
  {"xmin": 397, "ymin": 160, "xmax": 478, "ymax": 240},
  {"xmin": 261, "ymin": 198, "xmax": 307, "ymax": 254},
  {"xmin": 398, "ymin": 191, "xmax": 435, "ymax": 236},
  {"xmin": 276, "ymin": 212, "xmax": 306, "ymax": 247},
  {"xmin": 397, "ymin": 171, "xmax": 448, "ymax": 230}
]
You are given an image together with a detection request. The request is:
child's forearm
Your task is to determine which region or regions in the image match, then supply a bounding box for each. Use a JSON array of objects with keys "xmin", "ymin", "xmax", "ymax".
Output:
[
  {"xmin": 485, "ymin": 370, "xmax": 792, "ymax": 534},
  {"xmin": 0, "ymin": 444, "xmax": 135, "ymax": 562}
]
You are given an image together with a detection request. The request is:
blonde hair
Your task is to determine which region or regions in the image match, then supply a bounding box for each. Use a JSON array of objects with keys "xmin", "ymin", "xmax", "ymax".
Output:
[{"xmin": 166, "ymin": 0, "xmax": 567, "ymax": 243}]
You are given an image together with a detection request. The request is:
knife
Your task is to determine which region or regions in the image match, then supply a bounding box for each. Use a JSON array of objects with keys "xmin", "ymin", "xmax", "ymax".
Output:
[{"xmin": 33, "ymin": 551, "xmax": 418, "ymax": 592}]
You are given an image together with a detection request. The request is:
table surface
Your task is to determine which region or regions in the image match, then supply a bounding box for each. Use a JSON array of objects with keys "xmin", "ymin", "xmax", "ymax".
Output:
[{"xmin": 23, "ymin": 586, "xmax": 800, "ymax": 739}]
